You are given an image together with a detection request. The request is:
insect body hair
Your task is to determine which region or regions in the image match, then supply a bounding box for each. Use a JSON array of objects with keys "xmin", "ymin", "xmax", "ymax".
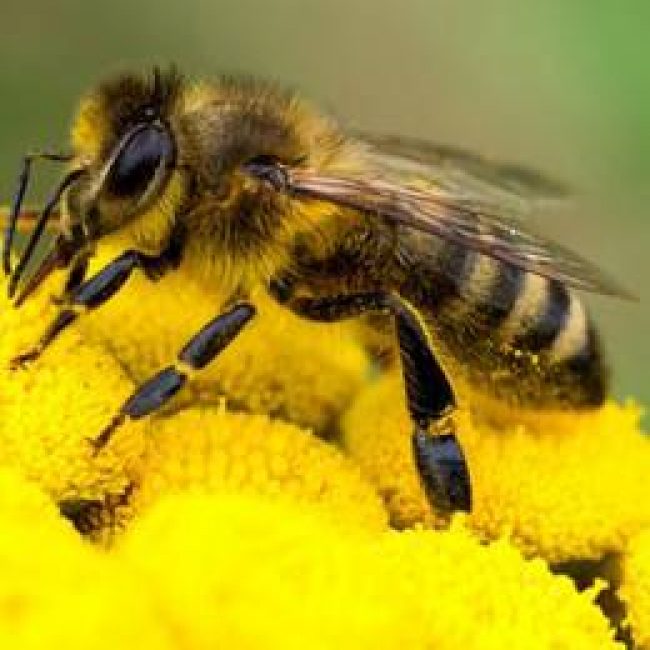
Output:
[
  {"xmin": 70, "ymin": 69, "xmax": 365, "ymax": 293},
  {"xmin": 66, "ymin": 68, "xmax": 610, "ymax": 413},
  {"xmin": 393, "ymin": 227, "xmax": 608, "ymax": 411}
]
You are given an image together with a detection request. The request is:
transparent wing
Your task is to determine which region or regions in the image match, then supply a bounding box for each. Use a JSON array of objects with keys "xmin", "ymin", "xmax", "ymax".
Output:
[
  {"xmin": 357, "ymin": 132, "xmax": 571, "ymax": 206},
  {"xmin": 285, "ymin": 163, "xmax": 635, "ymax": 301}
]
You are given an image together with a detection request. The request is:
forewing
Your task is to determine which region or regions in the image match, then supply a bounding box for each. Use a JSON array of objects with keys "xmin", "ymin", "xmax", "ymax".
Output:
[
  {"xmin": 287, "ymin": 167, "xmax": 635, "ymax": 301},
  {"xmin": 357, "ymin": 132, "xmax": 571, "ymax": 205}
]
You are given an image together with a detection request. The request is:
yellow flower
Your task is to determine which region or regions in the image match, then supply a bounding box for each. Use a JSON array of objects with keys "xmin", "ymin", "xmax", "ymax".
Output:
[
  {"xmin": 0, "ymin": 470, "xmax": 621, "ymax": 648},
  {"xmin": 116, "ymin": 406, "xmax": 389, "ymax": 537},
  {"xmin": 343, "ymin": 371, "xmax": 650, "ymax": 563},
  {"xmin": 619, "ymin": 529, "xmax": 650, "ymax": 649},
  {"xmin": 0, "ymin": 257, "xmax": 384, "ymax": 539},
  {"xmin": 79, "ymin": 239, "xmax": 369, "ymax": 433},
  {"xmin": 0, "ymin": 467, "xmax": 175, "ymax": 649},
  {"xmin": 119, "ymin": 491, "xmax": 621, "ymax": 649},
  {"xmin": 0, "ymin": 275, "xmax": 146, "ymax": 502},
  {"xmin": 0, "ymin": 222, "xmax": 645, "ymax": 647}
]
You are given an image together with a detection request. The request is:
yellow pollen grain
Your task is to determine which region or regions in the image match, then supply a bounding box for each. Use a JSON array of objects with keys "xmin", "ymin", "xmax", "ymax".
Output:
[
  {"xmin": 343, "ymin": 370, "xmax": 650, "ymax": 562},
  {"xmin": 0, "ymin": 275, "xmax": 146, "ymax": 503},
  {"xmin": 619, "ymin": 529, "xmax": 650, "ymax": 649}
]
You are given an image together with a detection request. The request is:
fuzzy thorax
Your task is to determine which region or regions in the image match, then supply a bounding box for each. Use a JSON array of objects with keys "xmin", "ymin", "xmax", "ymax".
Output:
[{"xmin": 69, "ymin": 69, "xmax": 361, "ymax": 294}]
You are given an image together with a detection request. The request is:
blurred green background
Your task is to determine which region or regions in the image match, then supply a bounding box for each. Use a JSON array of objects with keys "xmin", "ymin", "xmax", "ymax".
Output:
[{"xmin": 1, "ymin": 0, "xmax": 648, "ymax": 408}]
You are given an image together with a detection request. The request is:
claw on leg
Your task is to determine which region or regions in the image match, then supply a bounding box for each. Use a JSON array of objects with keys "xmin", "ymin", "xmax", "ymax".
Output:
[
  {"xmin": 88, "ymin": 413, "xmax": 127, "ymax": 455},
  {"xmin": 9, "ymin": 347, "xmax": 43, "ymax": 371},
  {"xmin": 412, "ymin": 428, "xmax": 472, "ymax": 514}
]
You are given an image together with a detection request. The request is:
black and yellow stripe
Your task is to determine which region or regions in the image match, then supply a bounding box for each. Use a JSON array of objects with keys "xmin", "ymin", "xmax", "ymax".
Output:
[{"xmin": 401, "ymin": 237, "xmax": 607, "ymax": 410}]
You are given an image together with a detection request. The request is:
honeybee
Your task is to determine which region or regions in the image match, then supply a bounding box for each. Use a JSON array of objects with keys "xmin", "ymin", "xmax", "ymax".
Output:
[{"xmin": 3, "ymin": 68, "xmax": 633, "ymax": 516}]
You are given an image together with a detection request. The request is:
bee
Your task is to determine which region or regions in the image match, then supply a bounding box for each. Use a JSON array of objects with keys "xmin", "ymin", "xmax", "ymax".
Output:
[{"xmin": 3, "ymin": 67, "xmax": 634, "ymax": 516}]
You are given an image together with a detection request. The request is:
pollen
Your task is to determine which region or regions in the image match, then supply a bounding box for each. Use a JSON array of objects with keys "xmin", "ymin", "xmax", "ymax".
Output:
[
  {"xmin": 343, "ymin": 370, "xmax": 650, "ymax": 563},
  {"xmin": 77, "ymin": 241, "xmax": 370, "ymax": 434},
  {"xmin": 619, "ymin": 529, "xmax": 650, "ymax": 649},
  {"xmin": 117, "ymin": 491, "xmax": 621, "ymax": 649},
  {"xmin": 0, "ymin": 278, "xmax": 146, "ymax": 503},
  {"xmin": 115, "ymin": 406, "xmax": 388, "ymax": 537}
]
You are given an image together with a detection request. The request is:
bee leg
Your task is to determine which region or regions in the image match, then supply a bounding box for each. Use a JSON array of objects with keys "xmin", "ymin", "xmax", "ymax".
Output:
[
  {"xmin": 10, "ymin": 250, "xmax": 158, "ymax": 369},
  {"xmin": 90, "ymin": 303, "xmax": 255, "ymax": 452},
  {"xmin": 10, "ymin": 232, "xmax": 184, "ymax": 369},
  {"xmin": 389, "ymin": 296, "xmax": 471, "ymax": 515},
  {"xmin": 269, "ymin": 283, "xmax": 471, "ymax": 514},
  {"xmin": 61, "ymin": 253, "xmax": 91, "ymax": 296},
  {"xmin": 270, "ymin": 280, "xmax": 389, "ymax": 320}
]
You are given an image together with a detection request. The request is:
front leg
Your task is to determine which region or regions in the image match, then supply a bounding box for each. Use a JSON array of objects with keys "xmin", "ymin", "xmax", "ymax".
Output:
[
  {"xmin": 270, "ymin": 282, "xmax": 471, "ymax": 514},
  {"xmin": 10, "ymin": 229, "xmax": 185, "ymax": 368},
  {"xmin": 91, "ymin": 303, "xmax": 255, "ymax": 452}
]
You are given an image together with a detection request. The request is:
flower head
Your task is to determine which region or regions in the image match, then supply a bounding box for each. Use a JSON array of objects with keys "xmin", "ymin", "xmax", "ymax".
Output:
[
  {"xmin": 343, "ymin": 371, "xmax": 650, "ymax": 563},
  {"xmin": 0, "ymin": 223, "xmax": 646, "ymax": 646},
  {"xmin": 619, "ymin": 529, "xmax": 650, "ymax": 648},
  {"xmin": 118, "ymin": 491, "xmax": 622, "ymax": 649}
]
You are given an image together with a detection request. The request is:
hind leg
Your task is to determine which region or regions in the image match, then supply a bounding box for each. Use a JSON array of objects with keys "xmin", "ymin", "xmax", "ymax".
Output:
[{"xmin": 269, "ymin": 282, "xmax": 471, "ymax": 514}]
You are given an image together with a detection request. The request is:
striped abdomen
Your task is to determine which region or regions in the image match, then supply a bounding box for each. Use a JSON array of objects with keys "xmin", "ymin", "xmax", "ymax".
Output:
[{"xmin": 396, "ymin": 230, "xmax": 608, "ymax": 409}]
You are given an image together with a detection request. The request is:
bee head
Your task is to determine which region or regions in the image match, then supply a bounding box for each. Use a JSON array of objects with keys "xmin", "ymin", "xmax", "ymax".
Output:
[
  {"xmin": 64, "ymin": 67, "xmax": 184, "ymax": 244},
  {"xmin": 6, "ymin": 69, "xmax": 350, "ymax": 303}
]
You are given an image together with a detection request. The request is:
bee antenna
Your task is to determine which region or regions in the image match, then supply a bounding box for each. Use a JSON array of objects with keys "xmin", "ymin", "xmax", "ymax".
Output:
[
  {"xmin": 149, "ymin": 64, "xmax": 183, "ymax": 113},
  {"xmin": 151, "ymin": 66, "xmax": 164, "ymax": 104},
  {"xmin": 8, "ymin": 167, "xmax": 83, "ymax": 300},
  {"xmin": 3, "ymin": 152, "xmax": 73, "ymax": 275}
]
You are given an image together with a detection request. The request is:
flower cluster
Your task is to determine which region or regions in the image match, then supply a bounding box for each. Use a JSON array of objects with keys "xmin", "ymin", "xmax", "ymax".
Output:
[
  {"xmin": 343, "ymin": 372, "xmax": 650, "ymax": 563},
  {"xmin": 0, "ymin": 238, "xmax": 647, "ymax": 647}
]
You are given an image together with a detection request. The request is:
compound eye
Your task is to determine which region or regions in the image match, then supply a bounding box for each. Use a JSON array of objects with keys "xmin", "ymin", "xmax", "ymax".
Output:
[{"xmin": 106, "ymin": 124, "xmax": 174, "ymax": 198}]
